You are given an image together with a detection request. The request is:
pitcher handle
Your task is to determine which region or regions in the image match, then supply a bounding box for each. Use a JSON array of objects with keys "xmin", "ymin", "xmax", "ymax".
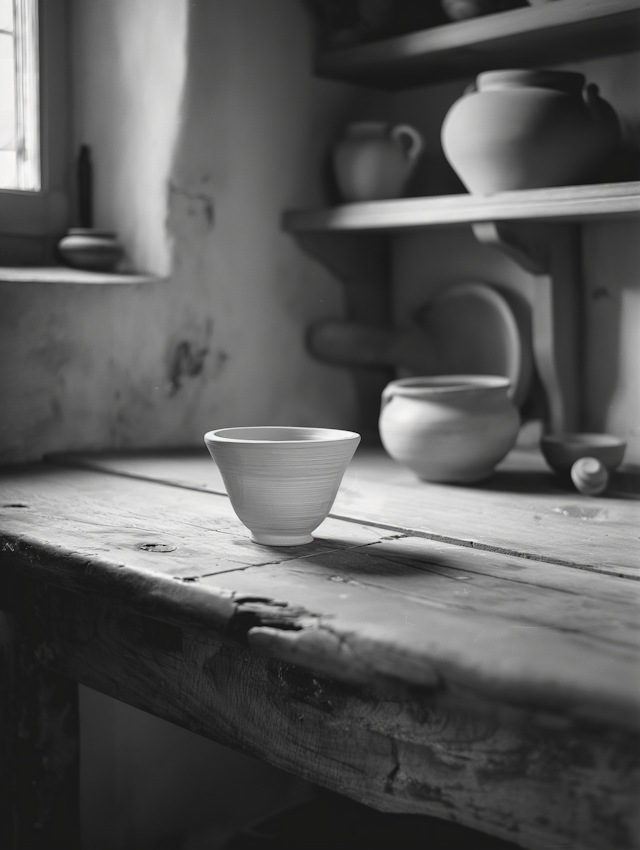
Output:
[
  {"xmin": 380, "ymin": 384, "xmax": 396, "ymax": 410},
  {"xmin": 584, "ymin": 82, "xmax": 621, "ymax": 140},
  {"xmin": 391, "ymin": 124, "xmax": 424, "ymax": 163}
]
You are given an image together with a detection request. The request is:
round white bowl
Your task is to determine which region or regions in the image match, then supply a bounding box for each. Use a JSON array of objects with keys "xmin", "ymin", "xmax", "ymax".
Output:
[{"xmin": 204, "ymin": 426, "xmax": 361, "ymax": 546}]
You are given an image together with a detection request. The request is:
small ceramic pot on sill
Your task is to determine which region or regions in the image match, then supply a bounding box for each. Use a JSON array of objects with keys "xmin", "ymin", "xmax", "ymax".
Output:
[{"xmin": 58, "ymin": 228, "xmax": 124, "ymax": 272}]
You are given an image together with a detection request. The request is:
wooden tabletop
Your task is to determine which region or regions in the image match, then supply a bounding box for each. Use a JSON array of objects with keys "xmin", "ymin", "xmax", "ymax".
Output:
[{"xmin": 1, "ymin": 445, "xmax": 639, "ymax": 849}]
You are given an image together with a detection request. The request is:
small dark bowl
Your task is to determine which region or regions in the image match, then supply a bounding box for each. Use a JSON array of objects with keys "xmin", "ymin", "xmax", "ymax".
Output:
[
  {"xmin": 540, "ymin": 433, "xmax": 626, "ymax": 474},
  {"xmin": 58, "ymin": 228, "xmax": 124, "ymax": 272}
]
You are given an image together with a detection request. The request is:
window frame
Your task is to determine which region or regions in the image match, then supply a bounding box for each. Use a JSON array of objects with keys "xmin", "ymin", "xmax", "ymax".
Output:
[{"xmin": 0, "ymin": 0, "xmax": 70, "ymax": 264}]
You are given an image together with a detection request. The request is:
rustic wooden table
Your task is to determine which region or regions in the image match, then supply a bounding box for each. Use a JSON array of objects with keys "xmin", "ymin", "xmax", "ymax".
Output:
[{"xmin": 1, "ymin": 446, "xmax": 639, "ymax": 850}]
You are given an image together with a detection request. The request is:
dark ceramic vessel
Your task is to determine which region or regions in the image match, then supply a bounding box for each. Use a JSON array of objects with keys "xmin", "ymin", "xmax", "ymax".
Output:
[
  {"xmin": 540, "ymin": 433, "xmax": 626, "ymax": 474},
  {"xmin": 441, "ymin": 0, "xmax": 526, "ymax": 21},
  {"xmin": 58, "ymin": 228, "xmax": 124, "ymax": 272}
]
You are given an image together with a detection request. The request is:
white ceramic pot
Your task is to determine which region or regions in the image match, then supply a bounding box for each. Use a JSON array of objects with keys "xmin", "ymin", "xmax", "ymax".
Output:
[
  {"xmin": 333, "ymin": 121, "xmax": 423, "ymax": 202},
  {"xmin": 441, "ymin": 69, "xmax": 620, "ymax": 194},
  {"xmin": 379, "ymin": 376, "xmax": 520, "ymax": 482},
  {"xmin": 204, "ymin": 426, "xmax": 360, "ymax": 546}
]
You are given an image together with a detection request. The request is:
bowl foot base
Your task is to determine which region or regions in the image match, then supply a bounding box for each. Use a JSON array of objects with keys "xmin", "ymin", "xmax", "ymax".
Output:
[{"xmin": 250, "ymin": 532, "xmax": 314, "ymax": 547}]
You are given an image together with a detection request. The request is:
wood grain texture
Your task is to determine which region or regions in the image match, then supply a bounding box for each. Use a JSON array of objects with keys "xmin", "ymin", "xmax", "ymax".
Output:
[
  {"xmin": 283, "ymin": 182, "xmax": 640, "ymax": 233},
  {"xmin": 1, "ymin": 461, "xmax": 639, "ymax": 731},
  {"xmin": 49, "ymin": 447, "xmax": 640, "ymax": 575},
  {"xmin": 4, "ymin": 571, "xmax": 639, "ymax": 850},
  {"xmin": 0, "ymin": 465, "xmax": 392, "ymax": 625},
  {"xmin": 316, "ymin": 0, "xmax": 640, "ymax": 88}
]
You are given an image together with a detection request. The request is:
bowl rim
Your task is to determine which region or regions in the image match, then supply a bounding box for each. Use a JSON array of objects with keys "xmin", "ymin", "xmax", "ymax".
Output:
[
  {"xmin": 204, "ymin": 426, "xmax": 361, "ymax": 445},
  {"xmin": 383, "ymin": 374, "xmax": 511, "ymax": 398}
]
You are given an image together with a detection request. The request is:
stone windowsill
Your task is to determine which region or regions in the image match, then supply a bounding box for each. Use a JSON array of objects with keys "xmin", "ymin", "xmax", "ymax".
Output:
[{"xmin": 0, "ymin": 266, "xmax": 163, "ymax": 285}]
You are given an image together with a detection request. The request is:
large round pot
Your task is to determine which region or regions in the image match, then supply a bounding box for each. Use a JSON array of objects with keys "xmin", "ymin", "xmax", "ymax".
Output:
[
  {"xmin": 441, "ymin": 69, "xmax": 621, "ymax": 194},
  {"xmin": 333, "ymin": 121, "xmax": 423, "ymax": 202},
  {"xmin": 379, "ymin": 375, "xmax": 520, "ymax": 483}
]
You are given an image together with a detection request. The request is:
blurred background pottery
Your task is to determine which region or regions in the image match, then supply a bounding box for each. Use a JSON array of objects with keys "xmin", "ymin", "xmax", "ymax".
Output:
[
  {"xmin": 441, "ymin": 0, "xmax": 527, "ymax": 21},
  {"xmin": 58, "ymin": 144, "xmax": 125, "ymax": 271},
  {"xmin": 204, "ymin": 426, "xmax": 360, "ymax": 546},
  {"xmin": 306, "ymin": 0, "xmax": 448, "ymax": 49},
  {"xmin": 333, "ymin": 121, "xmax": 423, "ymax": 202},
  {"xmin": 441, "ymin": 69, "xmax": 621, "ymax": 194},
  {"xmin": 379, "ymin": 375, "xmax": 520, "ymax": 483},
  {"xmin": 540, "ymin": 433, "xmax": 626, "ymax": 475},
  {"xmin": 58, "ymin": 228, "xmax": 124, "ymax": 272},
  {"xmin": 308, "ymin": 281, "xmax": 533, "ymax": 408},
  {"xmin": 570, "ymin": 457, "xmax": 609, "ymax": 496},
  {"xmin": 413, "ymin": 281, "xmax": 533, "ymax": 407}
]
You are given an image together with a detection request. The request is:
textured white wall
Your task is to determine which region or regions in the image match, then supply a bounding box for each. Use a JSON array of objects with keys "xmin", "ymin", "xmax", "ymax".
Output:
[
  {"xmin": 0, "ymin": 0, "xmax": 359, "ymax": 463},
  {"xmin": 1, "ymin": 2, "xmax": 363, "ymax": 847}
]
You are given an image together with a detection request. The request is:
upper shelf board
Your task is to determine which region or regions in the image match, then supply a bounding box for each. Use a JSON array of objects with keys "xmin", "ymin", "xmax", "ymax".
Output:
[
  {"xmin": 316, "ymin": 0, "xmax": 640, "ymax": 89},
  {"xmin": 283, "ymin": 181, "xmax": 640, "ymax": 233}
]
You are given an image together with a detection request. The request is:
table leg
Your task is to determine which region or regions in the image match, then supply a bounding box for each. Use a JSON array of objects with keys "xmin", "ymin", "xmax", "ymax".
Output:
[{"xmin": 0, "ymin": 598, "xmax": 80, "ymax": 849}]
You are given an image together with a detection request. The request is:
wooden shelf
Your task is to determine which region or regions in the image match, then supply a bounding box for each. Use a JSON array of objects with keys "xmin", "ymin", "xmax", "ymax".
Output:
[
  {"xmin": 316, "ymin": 0, "xmax": 640, "ymax": 89},
  {"xmin": 284, "ymin": 181, "xmax": 640, "ymax": 233}
]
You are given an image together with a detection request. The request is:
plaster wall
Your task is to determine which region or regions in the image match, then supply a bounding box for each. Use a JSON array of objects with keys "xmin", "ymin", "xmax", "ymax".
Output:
[
  {"xmin": 387, "ymin": 51, "xmax": 640, "ymax": 460},
  {"xmin": 1, "ymin": 1, "xmax": 362, "ymax": 847},
  {"xmin": 0, "ymin": 0, "xmax": 360, "ymax": 464}
]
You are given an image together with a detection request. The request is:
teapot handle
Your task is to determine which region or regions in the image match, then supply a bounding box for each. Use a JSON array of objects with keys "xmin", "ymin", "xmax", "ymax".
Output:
[{"xmin": 391, "ymin": 124, "xmax": 424, "ymax": 163}]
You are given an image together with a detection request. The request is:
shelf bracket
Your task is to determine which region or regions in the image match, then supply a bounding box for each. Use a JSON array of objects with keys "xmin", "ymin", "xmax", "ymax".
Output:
[
  {"xmin": 472, "ymin": 221, "xmax": 582, "ymax": 434},
  {"xmin": 292, "ymin": 231, "xmax": 393, "ymax": 435}
]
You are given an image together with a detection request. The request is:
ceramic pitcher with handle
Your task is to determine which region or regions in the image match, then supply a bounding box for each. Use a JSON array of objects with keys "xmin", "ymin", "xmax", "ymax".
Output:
[{"xmin": 333, "ymin": 121, "xmax": 424, "ymax": 202}]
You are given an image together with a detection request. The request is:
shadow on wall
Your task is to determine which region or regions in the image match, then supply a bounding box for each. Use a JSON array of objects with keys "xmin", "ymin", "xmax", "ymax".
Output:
[{"xmin": 0, "ymin": 0, "xmax": 360, "ymax": 462}]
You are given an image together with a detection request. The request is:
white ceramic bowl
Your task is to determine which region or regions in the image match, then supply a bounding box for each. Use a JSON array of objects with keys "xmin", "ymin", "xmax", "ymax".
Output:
[{"xmin": 204, "ymin": 426, "xmax": 361, "ymax": 546}]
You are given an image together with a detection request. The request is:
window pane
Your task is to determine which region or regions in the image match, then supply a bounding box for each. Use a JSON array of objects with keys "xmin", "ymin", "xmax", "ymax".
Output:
[
  {"xmin": 0, "ymin": 150, "xmax": 16, "ymax": 187},
  {"xmin": 0, "ymin": 0, "xmax": 39, "ymax": 191},
  {"xmin": 0, "ymin": 0, "xmax": 14, "ymax": 33},
  {"xmin": 0, "ymin": 32, "xmax": 16, "ymax": 148}
]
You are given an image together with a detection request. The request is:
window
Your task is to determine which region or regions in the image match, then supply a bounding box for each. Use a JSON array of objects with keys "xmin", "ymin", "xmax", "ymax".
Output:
[
  {"xmin": 0, "ymin": 0, "xmax": 39, "ymax": 191},
  {"xmin": 0, "ymin": 0, "xmax": 69, "ymax": 265}
]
